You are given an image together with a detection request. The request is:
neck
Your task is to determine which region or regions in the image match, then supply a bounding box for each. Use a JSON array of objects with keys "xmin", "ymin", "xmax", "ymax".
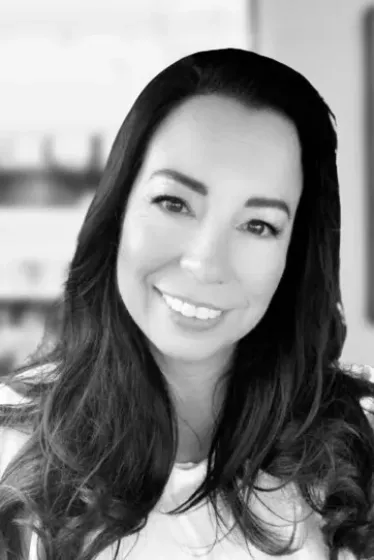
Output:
[{"xmin": 152, "ymin": 348, "xmax": 234, "ymax": 463}]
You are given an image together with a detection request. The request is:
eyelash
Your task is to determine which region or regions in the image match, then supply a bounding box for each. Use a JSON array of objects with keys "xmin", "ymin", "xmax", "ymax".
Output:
[{"xmin": 151, "ymin": 194, "xmax": 282, "ymax": 238}]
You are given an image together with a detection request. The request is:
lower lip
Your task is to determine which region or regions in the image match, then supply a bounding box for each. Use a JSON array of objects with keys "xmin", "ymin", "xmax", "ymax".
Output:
[{"xmin": 155, "ymin": 289, "xmax": 226, "ymax": 332}]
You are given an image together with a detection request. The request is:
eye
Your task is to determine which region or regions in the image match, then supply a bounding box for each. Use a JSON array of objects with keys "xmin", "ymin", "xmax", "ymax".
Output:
[
  {"xmin": 151, "ymin": 195, "xmax": 191, "ymax": 215},
  {"xmin": 242, "ymin": 220, "xmax": 281, "ymax": 238}
]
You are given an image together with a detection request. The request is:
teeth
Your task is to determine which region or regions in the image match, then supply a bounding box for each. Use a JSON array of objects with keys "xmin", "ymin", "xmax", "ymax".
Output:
[
  {"xmin": 181, "ymin": 302, "xmax": 196, "ymax": 317},
  {"xmin": 162, "ymin": 294, "xmax": 222, "ymax": 320}
]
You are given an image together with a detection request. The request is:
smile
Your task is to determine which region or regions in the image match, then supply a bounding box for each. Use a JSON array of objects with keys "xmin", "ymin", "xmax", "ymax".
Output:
[{"xmin": 161, "ymin": 292, "xmax": 223, "ymax": 320}]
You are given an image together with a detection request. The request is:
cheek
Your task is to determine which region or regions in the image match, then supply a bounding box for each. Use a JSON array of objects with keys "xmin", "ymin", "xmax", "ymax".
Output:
[
  {"xmin": 237, "ymin": 244, "xmax": 288, "ymax": 301},
  {"xmin": 117, "ymin": 211, "xmax": 183, "ymax": 279}
]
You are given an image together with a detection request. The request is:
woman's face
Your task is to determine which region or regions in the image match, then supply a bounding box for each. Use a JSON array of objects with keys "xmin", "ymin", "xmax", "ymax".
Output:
[{"xmin": 117, "ymin": 94, "xmax": 302, "ymax": 364}]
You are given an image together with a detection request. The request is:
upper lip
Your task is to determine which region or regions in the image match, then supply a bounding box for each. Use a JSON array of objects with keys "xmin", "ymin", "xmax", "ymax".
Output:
[{"xmin": 157, "ymin": 289, "xmax": 224, "ymax": 312}]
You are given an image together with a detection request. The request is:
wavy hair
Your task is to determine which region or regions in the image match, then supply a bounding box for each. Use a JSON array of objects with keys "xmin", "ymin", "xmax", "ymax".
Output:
[{"xmin": 1, "ymin": 48, "xmax": 374, "ymax": 560}]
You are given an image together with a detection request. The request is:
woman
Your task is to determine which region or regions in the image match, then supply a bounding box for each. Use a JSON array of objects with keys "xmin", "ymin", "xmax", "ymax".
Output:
[{"xmin": 0, "ymin": 48, "xmax": 373, "ymax": 560}]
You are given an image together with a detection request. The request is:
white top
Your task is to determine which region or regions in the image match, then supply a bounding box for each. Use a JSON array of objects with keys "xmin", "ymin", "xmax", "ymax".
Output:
[{"xmin": 0, "ymin": 380, "xmax": 364, "ymax": 559}]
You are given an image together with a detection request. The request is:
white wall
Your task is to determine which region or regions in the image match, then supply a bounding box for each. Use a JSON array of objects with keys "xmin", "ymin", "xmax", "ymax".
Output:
[
  {"xmin": 258, "ymin": 0, "xmax": 374, "ymax": 365},
  {"xmin": 0, "ymin": 1, "xmax": 252, "ymax": 369},
  {"xmin": 0, "ymin": 0, "xmax": 249, "ymax": 140}
]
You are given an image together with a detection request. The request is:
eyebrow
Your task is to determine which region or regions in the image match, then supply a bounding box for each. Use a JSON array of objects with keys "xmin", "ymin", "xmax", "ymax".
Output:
[{"xmin": 150, "ymin": 168, "xmax": 291, "ymax": 218}]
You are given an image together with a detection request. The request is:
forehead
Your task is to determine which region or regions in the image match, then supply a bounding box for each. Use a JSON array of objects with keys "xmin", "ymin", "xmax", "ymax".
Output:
[{"xmin": 138, "ymin": 94, "xmax": 302, "ymax": 200}]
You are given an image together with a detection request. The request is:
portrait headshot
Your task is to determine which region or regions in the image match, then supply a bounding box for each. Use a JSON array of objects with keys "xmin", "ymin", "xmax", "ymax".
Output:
[{"xmin": 0, "ymin": 47, "xmax": 373, "ymax": 560}]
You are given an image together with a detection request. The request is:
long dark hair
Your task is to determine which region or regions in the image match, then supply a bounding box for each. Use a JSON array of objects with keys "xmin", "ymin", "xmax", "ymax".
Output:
[{"xmin": 1, "ymin": 48, "xmax": 374, "ymax": 560}]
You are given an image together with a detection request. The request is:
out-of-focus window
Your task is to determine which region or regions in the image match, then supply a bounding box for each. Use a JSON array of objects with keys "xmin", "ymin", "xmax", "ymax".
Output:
[{"xmin": 0, "ymin": 0, "xmax": 252, "ymax": 372}]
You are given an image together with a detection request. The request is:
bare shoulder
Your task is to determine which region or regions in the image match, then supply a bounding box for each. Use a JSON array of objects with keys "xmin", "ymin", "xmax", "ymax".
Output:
[
  {"xmin": 0, "ymin": 426, "xmax": 31, "ymax": 477},
  {"xmin": 0, "ymin": 382, "xmax": 33, "ymax": 478},
  {"xmin": 0, "ymin": 362, "xmax": 56, "ymax": 408},
  {"xmin": 0, "ymin": 363, "xmax": 57, "ymax": 479},
  {"xmin": 0, "ymin": 382, "xmax": 31, "ymax": 405}
]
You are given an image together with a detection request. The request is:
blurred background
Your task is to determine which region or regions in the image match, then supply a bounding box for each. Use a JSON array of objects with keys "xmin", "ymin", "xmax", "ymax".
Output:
[{"xmin": 0, "ymin": 0, "xmax": 373, "ymax": 376}]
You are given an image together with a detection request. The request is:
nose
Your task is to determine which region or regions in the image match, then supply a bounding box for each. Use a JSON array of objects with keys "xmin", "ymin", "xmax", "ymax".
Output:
[{"xmin": 180, "ymin": 227, "xmax": 232, "ymax": 284}]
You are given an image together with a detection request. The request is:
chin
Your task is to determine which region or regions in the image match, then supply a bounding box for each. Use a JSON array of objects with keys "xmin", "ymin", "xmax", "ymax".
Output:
[
  {"xmin": 152, "ymin": 338, "xmax": 233, "ymax": 364},
  {"xmin": 158, "ymin": 347, "xmax": 213, "ymax": 363}
]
